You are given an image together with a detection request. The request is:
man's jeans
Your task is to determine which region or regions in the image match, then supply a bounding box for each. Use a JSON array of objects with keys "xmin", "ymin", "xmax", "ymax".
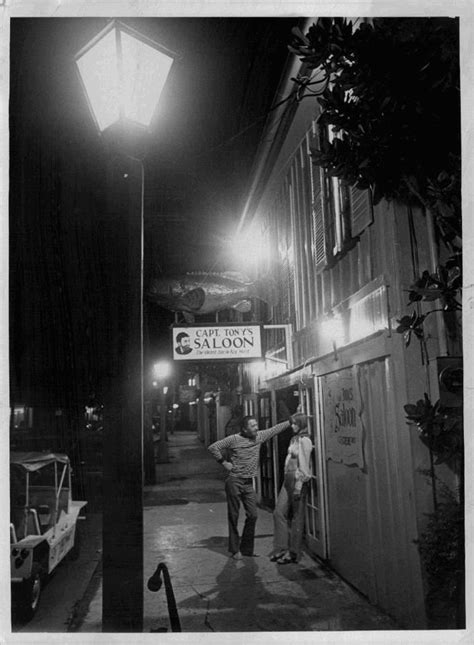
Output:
[{"xmin": 225, "ymin": 476, "xmax": 258, "ymax": 555}]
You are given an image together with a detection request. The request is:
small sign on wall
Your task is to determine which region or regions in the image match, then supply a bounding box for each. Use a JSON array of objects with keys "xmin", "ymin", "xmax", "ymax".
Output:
[
  {"xmin": 322, "ymin": 367, "xmax": 364, "ymax": 468},
  {"xmin": 172, "ymin": 324, "xmax": 263, "ymax": 361}
]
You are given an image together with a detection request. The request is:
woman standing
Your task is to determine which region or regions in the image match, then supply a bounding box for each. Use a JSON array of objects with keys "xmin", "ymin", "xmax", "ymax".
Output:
[{"xmin": 270, "ymin": 412, "xmax": 313, "ymax": 564}]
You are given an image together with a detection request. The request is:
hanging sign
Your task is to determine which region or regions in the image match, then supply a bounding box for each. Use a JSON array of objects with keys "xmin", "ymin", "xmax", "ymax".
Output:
[
  {"xmin": 322, "ymin": 367, "xmax": 364, "ymax": 468},
  {"xmin": 172, "ymin": 324, "xmax": 262, "ymax": 361}
]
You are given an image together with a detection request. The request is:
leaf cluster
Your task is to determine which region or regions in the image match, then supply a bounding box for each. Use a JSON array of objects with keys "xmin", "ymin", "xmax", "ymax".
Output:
[
  {"xmin": 404, "ymin": 394, "xmax": 463, "ymax": 465},
  {"xmin": 406, "ymin": 256, "xmax": 461, "ymax": 309},
  {"xmin": 395, "ymin": 254, "xmax": 462, "ymax": 345},
  {"xmin": 395, "ymin": 311, "xmax": 426, "ymax": 347}
]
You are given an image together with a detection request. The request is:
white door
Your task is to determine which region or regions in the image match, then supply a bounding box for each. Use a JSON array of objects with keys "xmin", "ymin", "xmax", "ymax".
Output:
[{"xmin": 300, "ymin": 379, "xmax": 329, "ymax": 560}]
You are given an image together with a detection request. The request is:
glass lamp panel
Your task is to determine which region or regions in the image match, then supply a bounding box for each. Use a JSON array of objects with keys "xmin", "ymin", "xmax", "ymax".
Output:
[
  {"xmin": 76, "ymin": 29, "xmax": 120, "ymax": 132},
  {"xmin": 120, "ymin": 31, "xmax": 173, "ymax": 127}
]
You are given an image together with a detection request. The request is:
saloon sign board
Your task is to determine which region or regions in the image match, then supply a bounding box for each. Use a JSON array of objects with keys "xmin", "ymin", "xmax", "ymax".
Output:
[
  {"xmin": 172, "ymin": 325, "xmax": 262, "ymax": 361},
  {"xmin": 322, "ymin": 367, "xmax": 364, "ymax": 469}
]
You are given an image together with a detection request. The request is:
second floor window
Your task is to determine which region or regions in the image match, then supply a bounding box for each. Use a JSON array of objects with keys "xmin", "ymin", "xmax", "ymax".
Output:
[
  {"xmin": 265, "ymin": 120, "xmax": 375, "ymax": 332},
  {"xmin": 310, "ymin": 120, "xmax": 373, "ymax": 273}
]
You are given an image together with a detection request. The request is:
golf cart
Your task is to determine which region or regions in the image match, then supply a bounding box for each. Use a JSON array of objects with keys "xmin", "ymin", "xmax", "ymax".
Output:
[{"xmin": 10, "ymin": 452, "xmax": 87, "ymax": 621}]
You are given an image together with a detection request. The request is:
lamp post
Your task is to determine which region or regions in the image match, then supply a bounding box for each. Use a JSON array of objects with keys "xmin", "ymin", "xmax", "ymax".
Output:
[
  {"xmin": 153, "ymin": 360, "xmax": 171, "ymax": 463},
  {"xmin": 75, "ymin": 20, "xmax": 176, "ymax": 632}
]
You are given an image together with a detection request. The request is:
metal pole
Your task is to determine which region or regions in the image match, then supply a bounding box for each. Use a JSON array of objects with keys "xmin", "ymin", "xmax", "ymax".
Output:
[
  {"xmin": 138, "ymin": 159, "xmax": 145, "ymax": 480},
  {"xmin": 156, "ymin": 386, "xmax": 169, "ymax": 463},
  {"xmin": 102, "ymin": 154, "xmax": 143, "ymax": 632}
]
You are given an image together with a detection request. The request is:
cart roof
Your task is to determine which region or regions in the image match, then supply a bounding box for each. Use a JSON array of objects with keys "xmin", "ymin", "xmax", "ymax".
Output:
[{"xmin": 10, "ymin": 452, "xmax": 70, "ymax": 471}]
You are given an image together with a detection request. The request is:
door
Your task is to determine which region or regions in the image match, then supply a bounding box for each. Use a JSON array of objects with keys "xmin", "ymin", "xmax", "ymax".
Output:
[
  {"xmin": 258, "ymin": 394, "xmax": 275, "ymax": 508},
  {"xmin": 300, "ymin": 380, "xmax": 329, "ymax": 560},
  {"xmin": 275, "ymin": 386, "xmax": 299, "ymax": 490},
  {"xmin": 319, "ymin": 366, "xmax": 374, "ymax": 596}
]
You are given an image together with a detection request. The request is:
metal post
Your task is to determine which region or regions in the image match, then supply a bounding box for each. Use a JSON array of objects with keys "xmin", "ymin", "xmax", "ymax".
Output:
[
  {"xmin": 102, "ymin": 154, "xmax": 143, "ymax": 632},
  {"xmin": 144, "ymin": 395, "xmax": 156, "ymax": 485},
  {"xmin": 156, "ymin": 387, "xmax": 169, "ymax": 463}
]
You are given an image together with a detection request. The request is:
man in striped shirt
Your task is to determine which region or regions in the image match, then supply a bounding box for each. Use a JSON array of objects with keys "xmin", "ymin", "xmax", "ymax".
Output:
[{"xmin": 208, "ymin": 416, "xmax": 291, "ymax": 558}]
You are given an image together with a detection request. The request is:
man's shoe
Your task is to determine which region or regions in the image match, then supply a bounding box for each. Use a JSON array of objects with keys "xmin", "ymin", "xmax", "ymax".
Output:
[{"xmin": 241, "ymin": 552, "xmax": 260, "ymax": 557}]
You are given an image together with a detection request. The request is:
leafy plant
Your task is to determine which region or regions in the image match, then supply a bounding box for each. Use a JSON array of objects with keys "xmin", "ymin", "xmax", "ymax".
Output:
[
  {"xmin": 407, "ymin": 255, "xmax": 461, "ymax": 309},
  {"xmin": 415, "ymin": 477, "xmax": 464, "ymax": 628},
  {"xmin": 404, "ymin": 394, "xmax": 463, "ymax": 466},
  {"xmin": 395, "ymin": 255, "xmax": 461, "ymax": 347}
]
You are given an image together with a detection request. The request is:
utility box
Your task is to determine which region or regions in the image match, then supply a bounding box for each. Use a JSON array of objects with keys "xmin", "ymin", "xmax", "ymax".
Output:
[{"xmin": 437, "ymin": 356, "xmax": 463, "ymax": 408}]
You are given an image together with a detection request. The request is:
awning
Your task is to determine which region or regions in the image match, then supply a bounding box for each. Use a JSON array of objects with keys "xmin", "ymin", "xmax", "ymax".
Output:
[{"xmin": 10, "ymin": 452, "xmax": 70, "ymax": 472}]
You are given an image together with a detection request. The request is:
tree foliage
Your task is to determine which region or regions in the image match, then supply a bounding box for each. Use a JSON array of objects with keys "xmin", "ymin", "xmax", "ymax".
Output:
[{"xmin": 290, "ymin": 17, "xmax": 461, "ymax": 248}]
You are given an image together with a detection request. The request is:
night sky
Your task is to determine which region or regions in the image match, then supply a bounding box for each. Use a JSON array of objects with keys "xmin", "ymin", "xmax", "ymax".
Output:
[{"xmin": 9, "ymin": 17, "xmax": 301, "ymax": 408}]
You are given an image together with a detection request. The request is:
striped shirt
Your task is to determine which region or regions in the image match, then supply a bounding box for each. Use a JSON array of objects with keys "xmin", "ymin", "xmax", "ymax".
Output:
[{"xmin": 208, "ymin": 421, "xmax": 290, "ymax": 478}]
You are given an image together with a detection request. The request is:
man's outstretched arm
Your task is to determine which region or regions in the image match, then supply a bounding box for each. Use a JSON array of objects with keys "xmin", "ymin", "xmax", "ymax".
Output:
[{"xmin": 257, "ymin": 420, "xmax": 291, "ymax": 442}]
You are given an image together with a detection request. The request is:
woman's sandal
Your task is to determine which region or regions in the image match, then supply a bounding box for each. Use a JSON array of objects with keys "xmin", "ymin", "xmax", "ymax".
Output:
[
  {"xmin": 276, "ymin": 553, "xmax": 297, "ymax": 564},
  {"xmin": 269, "ymin": 550, "xmax": 287, "ymax": 562}
]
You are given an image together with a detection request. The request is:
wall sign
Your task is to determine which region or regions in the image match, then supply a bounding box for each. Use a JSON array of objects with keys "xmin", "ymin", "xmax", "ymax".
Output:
[
  {"xmin": 172, "ymin": 324, "xmax": 263, "ymax": 361},
  {"xmin": 322, "ymin": 367, "xmax": 364, "ymax": 468}
]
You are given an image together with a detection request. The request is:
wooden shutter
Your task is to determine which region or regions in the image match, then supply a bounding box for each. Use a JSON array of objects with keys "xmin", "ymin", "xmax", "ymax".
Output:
[
  {"xmin": 308, "ymin": 131, "xmax": 332, "ymax": 273},
  {"xmin": 311, "ymin": 171, "xmax": 329, "ymax": 272},
  {"xmin": 350, "ymin": 186, "xmax": 373, "ymax": 237},
  {"xmin": 284, "ymin": 179, "xmax": 297, "ymax": 326}
]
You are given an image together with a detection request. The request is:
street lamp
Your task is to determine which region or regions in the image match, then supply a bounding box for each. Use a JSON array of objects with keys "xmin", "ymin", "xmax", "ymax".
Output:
[
  {"xmin": 153, "ymin": 359, "xmax": 171, "ymax": 381},
  {"xmin": 227, "ymin": 222, "xmax": 271, "ymax": 274},
  {"xmin": 153, "ymin": 360, "xmax": 171, "ymax": 464},
  {"xmin": 76, "ymin": 21, "xmax": 176, "ymax": 419},
  {"xmin": 75, "ymin": 20, "xmax": 175, "ymax": 133},
  {"xmin": 75, "ymin": 20, "xmax": 176, "ymax": 633}
]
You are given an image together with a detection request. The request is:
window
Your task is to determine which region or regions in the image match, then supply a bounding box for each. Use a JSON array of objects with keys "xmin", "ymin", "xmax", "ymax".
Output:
[
  {"xmin": 11, "ymin": 406, "xmax": 33, "ymax": 429},
  {"xmin": 288, "ymin": 135, "xmax": 318, "ymax": 329},
  {"xmin": 267, "ymin": 184, "xmax": 297, "ymax": 329},
  {"xmin": 310, "ymin": 120, "xmax": 373, "ymax": 273},
  {"xmin": 265, "ymin": 120, "xmax": 373, "ymax": 334}
]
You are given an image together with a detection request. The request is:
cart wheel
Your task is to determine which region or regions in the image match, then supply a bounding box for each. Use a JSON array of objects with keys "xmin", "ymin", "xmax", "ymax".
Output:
[{"xmin": 17, "ymin": 564, "xmax": 42, "ymax": 622}]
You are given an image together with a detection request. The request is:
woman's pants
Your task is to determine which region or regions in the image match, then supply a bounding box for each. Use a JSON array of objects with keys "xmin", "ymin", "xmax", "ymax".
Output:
[{"xmin": 273, "ymin": 471, "xmax": 308, "ymax": 560}]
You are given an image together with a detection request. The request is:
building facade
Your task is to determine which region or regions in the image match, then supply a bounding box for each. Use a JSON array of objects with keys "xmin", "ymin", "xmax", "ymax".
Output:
[{"xmin": 233, "ymin": 20, "xmax": 461, "ymax": 629}]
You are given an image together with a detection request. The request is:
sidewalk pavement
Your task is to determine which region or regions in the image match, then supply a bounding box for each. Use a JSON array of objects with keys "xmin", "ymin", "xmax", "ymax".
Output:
[{"xmin": 77, "ymin": 430, "xmax": 399, "ymax": 633}]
